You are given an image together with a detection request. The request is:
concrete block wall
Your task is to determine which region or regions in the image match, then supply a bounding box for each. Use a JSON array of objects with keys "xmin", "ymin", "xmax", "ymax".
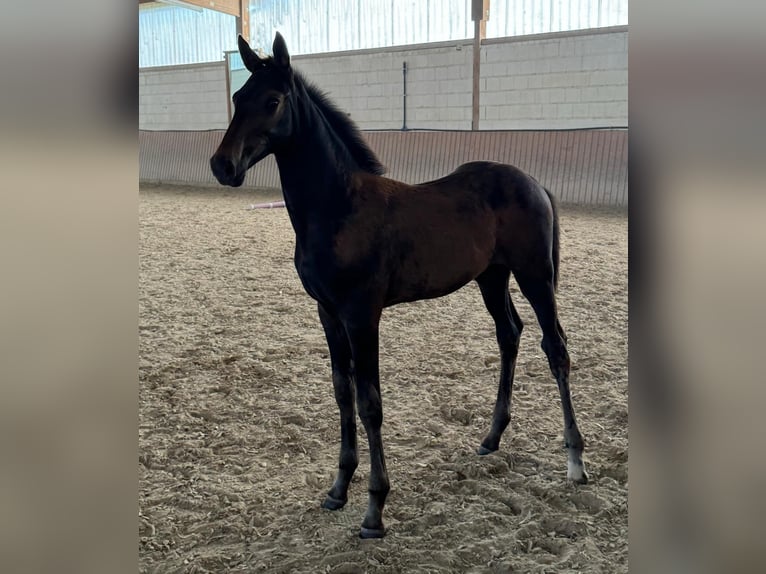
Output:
[
  {"xmin": 481, "ymin": 27, "xmax": 628, "ymax": 129},
  {"xmin": 139, "ymin": 26, "xmax": 627, "ymax": 131},
  {"xmin": 139, "ymin": 62, "xmax": 229, "ymax": 130},
  {"xmin": 297, "ymin": 41, "xmax": 474, "ymax": 130}
]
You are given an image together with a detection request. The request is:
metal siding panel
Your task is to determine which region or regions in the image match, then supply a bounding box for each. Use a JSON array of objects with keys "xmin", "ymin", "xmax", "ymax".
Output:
[
  {"xmin": 542, "ymin": 131, "xmax": 553, "ymax": 187},
  {"xmin": 607, "ymin": 131, "xmax": 619, "ymax": 205},
  {"xmin": 570, "ymin": 133, "xmax": 588, "ymax": 204},
  {"xmin": 569, "ymin": 130, "xmax": 584, "ymax": 203},
  {"xmin": 580, "ymin": 132, "xmax": 596, "ymax": 205},
  {"xmin": 423, "ymin": 132, "xmax": 434, "ymax": 183},
  {"xmin": 593, "ymin": 130, "xmax": 603, "ymax": 204},
  {"xmin": 589, "ymin": 131, "xmax": 599, "ymax": 205},
  {"xmin": 445, "ymin": 131, "xmax": 457, "ymax": 176},
  {"xmin": 560, "ymin": 130, "xmax": 572, "ymax": 198},
  {"xmin": 474, "ymin": 132, "xmax": 490, "ymax": 164},
  {"xmin": 427, "ymin": 132, "xmax": 440, "ymax": 180},
  {"xmin": 536, "ymin": 131, "xmax": 546, "ymax": 186},
  {"xmin": 576, "ymin": 131, "xmax": 588, "ymax": 205},
  {"xmin": 412, "ymin": 133, "xmax": 424, "ymax": 182},
  {"xmin": 598, "ymin": 130, "xmax": 611, "ymax": 205},
  {"xmin": 605, "ymin": 131, "xmax": 615, "ymax": 205},
  {"xmin": 595, "ymin": 131, "xmax": 604, "ymax": 204},
  {"xmin": 583, "ymin": 132, "xmax": 593, "ymax": 205},
  {"xmin": 140, "ymin": 129, "xmax": 627, "ymax": 206},
  {"xmin": 541, "ymin": 130, "xmax": 553, "ymax": 188},
  {"xmin": 434, "ymin": 132, "xmax": 445, "ymax": 179},
  {"xmin": 520, "ymin": 131, "xmax": 532, "ymax": 178},
  {"xmin": 615, "ymin": 130, "xmax": 627, "ymax": 206},
  {"xmin": 500, "ymin": 130, "xmax": 512, "ymax": 168},
  {"xmin": 412, "ymin": 132, "xmax": 422, "ymax": 183}
]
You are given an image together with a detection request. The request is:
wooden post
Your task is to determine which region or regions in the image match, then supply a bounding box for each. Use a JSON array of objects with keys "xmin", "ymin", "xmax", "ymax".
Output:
[
  {"xmin": 236, "ymin": 0, "xmax": 250, "ymax": 42},
  {"xmin": 224, "ymin": 51, "xmax": 233, "ymax": 121},
  {"xmin": 472, "ymin": 21, "xmax": 481, "ymax": 131},
  {"xmin": 471, "ymin": 0, "xmax": 488, "ymax": 131}
]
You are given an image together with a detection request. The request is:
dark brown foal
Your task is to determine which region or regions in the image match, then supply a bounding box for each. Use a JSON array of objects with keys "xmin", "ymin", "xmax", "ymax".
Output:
[{"xmin": 210, "ymin": 32, "xmax": 587, "ymax": 538}]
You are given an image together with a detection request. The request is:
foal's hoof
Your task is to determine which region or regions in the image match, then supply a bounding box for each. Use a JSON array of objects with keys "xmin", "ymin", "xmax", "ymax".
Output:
[
  {"xmin": 321, "ymin": 494, "xmax": 347, "ymax": 510},
  {"xmin": 568, "ymin": 470, "xmax": 589, "ymax": 485},
  {"xmin": 575, "ymin": 473, "xmax": 589, "ymax": 485},
  {"xmin": 567, "ymin": 461, "xmax": 589, "ymax": 484},
  {"xmin": 477, "ymin": 444, "xmax": 497, "ymax": 456},
  {"xmin": 359, "ymin": 526, "xmax": 386, "ymax": 539}
]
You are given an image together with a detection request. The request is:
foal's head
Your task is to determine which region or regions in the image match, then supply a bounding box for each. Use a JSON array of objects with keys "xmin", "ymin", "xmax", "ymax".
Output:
[{"xmin": 210, "ymin": 33, "xmax": 295, "ymax": 187}]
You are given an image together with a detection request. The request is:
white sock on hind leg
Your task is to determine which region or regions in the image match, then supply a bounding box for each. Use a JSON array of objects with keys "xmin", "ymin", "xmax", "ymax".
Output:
[{"xmin": 567, "ymin": 457, "xmax": 587, "ymax": 482}]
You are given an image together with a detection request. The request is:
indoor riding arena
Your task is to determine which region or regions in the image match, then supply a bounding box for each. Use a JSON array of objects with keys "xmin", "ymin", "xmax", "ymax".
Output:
[{"xmin": 139, "ymin": 2, "xmax": 628, "ymax": 572}]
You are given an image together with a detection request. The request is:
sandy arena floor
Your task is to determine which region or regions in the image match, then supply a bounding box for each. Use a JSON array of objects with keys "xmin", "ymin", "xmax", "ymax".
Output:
[{"xmin": 139, "ymin": 183, "xmax": 627, "ymax": 573}]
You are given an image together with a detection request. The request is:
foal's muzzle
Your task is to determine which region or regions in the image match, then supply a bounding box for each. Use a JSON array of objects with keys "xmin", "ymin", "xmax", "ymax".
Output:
[
  {"xmin": 210, "ymin": 136, "xmax": 271, "ymax": 187},
  {"xmin": 210, "ymin": 154, "xmax": 246, "ymax": 187}
]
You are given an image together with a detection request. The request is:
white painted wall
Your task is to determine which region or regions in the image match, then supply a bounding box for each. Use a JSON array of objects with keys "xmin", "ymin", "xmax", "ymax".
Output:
[
  {"xmin": 139, "ymin": 62, "xmax": 229, "ymax": 130},
  {"xmin": 139, "ymin": 27, "xmax": 627, "ymax": 131}
]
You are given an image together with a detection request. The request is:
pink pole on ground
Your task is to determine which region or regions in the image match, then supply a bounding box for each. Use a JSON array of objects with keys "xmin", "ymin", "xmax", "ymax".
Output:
[{"xmin": 247, "ymin": 201, "xmax": 286, "ymax": 210}]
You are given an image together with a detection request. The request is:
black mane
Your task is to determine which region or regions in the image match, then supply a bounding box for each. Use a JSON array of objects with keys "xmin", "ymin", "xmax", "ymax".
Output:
[{"xmin": 294, "ymin": 70, "xmax": 386, "ymax": 176}]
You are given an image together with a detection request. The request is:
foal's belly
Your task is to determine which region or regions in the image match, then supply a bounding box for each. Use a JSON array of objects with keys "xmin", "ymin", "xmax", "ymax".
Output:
[
  {"xmin": 384, "ymin": 270, "xmax": 476, "ymax": 306},
  {"xmin": 384, "ymin": 231, "xmax": 493, "ymax": 305}
]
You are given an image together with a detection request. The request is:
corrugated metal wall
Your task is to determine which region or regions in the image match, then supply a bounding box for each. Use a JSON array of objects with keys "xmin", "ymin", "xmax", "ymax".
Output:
[
  {"xmin": 139, "ymin": 5, "xmax": 236, "ymax": 68},
  {"xmin": 487, "ymin": 0, "xmax": 629, "ymax": 38},
  {"xmin": 249, "ymin": 0, "xmax": 472, "ymax": 55},
  {"xmin": 140, "ymin": 129, "xmax": 627, "ymax": 206},
  {"xmin": 139, "ymin": 1, "xmax": 628, "ymax": 67}
]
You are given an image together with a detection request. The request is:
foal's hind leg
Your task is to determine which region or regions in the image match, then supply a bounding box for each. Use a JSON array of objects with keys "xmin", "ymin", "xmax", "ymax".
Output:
[
  {"xmin": 515, "ymin": 271, "xmax": 589, "ymax": 484},
  {"xmin": 475, "ymin": 266, "xmax": 523, "ymax": 455},
  {"xmin": 318, "ymin": 304, "xmax": 358, "ymax": 509}
]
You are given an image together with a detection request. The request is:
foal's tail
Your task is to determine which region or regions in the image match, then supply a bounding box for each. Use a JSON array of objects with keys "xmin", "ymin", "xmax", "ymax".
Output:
[{"xmin": 543, "ymin": 187, "xmax": 560, "ymax": 292}]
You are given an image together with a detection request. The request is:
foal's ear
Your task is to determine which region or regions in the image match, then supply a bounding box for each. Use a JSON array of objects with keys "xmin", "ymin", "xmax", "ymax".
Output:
[
  {"xmin": 272, "ymin": 32, "xmax": 291, "ymax": 70},
  {"xmin": 238, "ymin": 34, "xmax": 262, "ymax": 73}
]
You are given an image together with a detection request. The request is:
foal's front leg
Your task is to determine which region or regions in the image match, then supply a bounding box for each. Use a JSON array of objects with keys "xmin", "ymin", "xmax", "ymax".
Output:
[
  {"xmin": 345, "ymin": 317, "xmax": 389, "ymax": 538},
  {"xmin": 318, "ymin": 304, "xmax": 358, "ymax": 509}
]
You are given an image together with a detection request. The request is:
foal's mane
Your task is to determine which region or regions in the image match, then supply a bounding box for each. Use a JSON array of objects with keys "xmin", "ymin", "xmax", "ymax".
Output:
[{"xmin": 293, "ymin": 70, "xmax": 386, "ymax": 176}]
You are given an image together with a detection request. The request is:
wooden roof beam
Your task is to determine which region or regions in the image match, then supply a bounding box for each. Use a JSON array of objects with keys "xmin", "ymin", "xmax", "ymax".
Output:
[
  {"xmin": 138, "ymin": 1, "xmax": 241, "ymax": 18},
  {"xmin": 139, "ymin": 0, "xmax": 250, "ymax": 41}
]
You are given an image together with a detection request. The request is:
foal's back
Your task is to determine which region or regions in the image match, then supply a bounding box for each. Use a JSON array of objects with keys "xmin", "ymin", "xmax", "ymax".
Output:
[{"xmin": 342, "ymin": 161, "xmax": 556, "ymax": 305}]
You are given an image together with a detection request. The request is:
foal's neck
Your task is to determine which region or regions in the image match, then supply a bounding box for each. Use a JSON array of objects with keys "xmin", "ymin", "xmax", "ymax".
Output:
[{"xmin": 273, "ymin": 86, "xmax": 358, "ymax": 238}]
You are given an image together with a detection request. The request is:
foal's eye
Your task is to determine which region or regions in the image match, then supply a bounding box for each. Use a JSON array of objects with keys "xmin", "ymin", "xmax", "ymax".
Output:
[{"xmin": 266, "ymin": 98, "xmax": 280, "ymax": 113}]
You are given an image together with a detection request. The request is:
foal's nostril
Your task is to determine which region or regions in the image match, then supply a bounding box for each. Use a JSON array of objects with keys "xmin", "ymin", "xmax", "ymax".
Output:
[{"xmin": 211, "ymin": 155, "xmax": 236, "ymax": 180}]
